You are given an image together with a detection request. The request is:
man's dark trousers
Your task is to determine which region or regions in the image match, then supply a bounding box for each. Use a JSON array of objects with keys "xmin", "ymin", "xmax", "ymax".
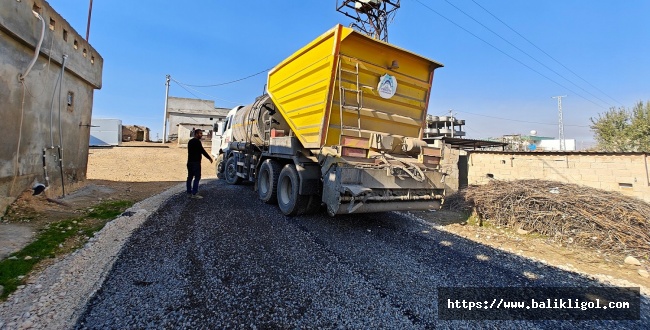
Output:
[{"xmin": 186, "ymin": 162, "xmax": 201, "ymax": 195}]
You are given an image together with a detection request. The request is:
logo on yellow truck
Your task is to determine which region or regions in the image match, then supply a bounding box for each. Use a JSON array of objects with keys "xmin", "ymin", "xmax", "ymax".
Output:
[{"xmin": 378, "ymin": 74, "xmax": 397, "ymax": 99}]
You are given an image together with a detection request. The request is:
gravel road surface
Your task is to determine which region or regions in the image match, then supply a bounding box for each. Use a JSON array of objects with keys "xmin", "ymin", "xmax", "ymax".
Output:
[{"xmin": 70, "ymin": 180, "xmax": 648, "ymax": 329}]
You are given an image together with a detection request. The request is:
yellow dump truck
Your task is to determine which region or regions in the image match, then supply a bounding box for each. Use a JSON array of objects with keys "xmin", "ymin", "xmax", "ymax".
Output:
[{"xmin": 217, "ymin": 24, "xmax": 445, "ymax": 216}]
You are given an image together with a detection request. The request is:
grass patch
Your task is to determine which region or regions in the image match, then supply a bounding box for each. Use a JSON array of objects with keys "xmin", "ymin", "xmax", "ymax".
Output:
[
  {"xmin": 466, "ymin": 214, "xmax": 482, "ymax": 226},
  {"xmin": 0, "ymin": 200, "xmax": 133, "ymax": 300},
  {"xmin": 87, "ymin": 200, "xmax": 133, "ymax": 219}
]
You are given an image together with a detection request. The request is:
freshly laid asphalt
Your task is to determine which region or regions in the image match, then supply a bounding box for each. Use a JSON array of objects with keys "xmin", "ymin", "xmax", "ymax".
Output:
[{"xmin": 74, "ymin": 179, "xmax": 648, "ymax": 329}]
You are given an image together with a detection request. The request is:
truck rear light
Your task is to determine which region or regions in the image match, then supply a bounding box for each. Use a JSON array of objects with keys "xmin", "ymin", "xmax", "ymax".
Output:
[
  {"xmin": 340, "ymin": 146, "xmax": 367, "ymax": 158},
  {"xmin": 340, "ymin": 135, "xmax": 370, "ymax": 149},
  {"xmin": 271, "ymin": 129, "xmax": 285, "ymax": 137},
  {"xmin": 421, "ymin": 146, "xmax": 442, "ymax": 157},
  {"xmin": 419, "ymin": 155, "xmax": 441, "ymax": 167}
]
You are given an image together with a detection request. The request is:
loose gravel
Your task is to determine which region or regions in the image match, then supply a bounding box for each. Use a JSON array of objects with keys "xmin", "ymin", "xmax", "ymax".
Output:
[
  {"xmin": 1, "ymin": 179, "xmax": 648, "ymax": 329},
  {"xmin": 0, "ymin": 183, "xmax": 187, "ymax": 330}
]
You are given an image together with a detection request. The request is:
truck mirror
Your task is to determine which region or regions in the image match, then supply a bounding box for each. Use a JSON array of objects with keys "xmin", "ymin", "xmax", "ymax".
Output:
[{"xmin": 216, "ymin": 122, "xmax": 225, "ymax": 135}]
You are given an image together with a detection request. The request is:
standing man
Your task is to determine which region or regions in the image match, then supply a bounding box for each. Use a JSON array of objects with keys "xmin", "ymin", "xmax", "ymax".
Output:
[{"xmin": 187, "ymin": 129, "xmax": 213, "ymax": 199}]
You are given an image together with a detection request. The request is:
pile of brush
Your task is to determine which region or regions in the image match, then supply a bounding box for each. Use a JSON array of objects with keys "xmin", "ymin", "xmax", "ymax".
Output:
[{"xmin": 444, "ymin": 180, "xmax": 650, "ymax": 258}]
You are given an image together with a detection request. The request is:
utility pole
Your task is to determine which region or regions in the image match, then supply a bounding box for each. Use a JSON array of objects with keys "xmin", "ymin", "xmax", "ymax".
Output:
[
  {"xmin": 336, "ymin": 0, "xmax": 400, "ymax": 41},
  {"xmin": 449, "ymin": 109, "xmax": 454, "ymax": 138},
  {"xmin": 162, "ymin": 75, "xmax": 170, "ymax": 143},
  {"xmin": 552, "ymin": 95, "xmax": 567, "ymax": 151},
  {"xmin": 85, "ymin": 0, "xmax": 93, "ymax": 41}
]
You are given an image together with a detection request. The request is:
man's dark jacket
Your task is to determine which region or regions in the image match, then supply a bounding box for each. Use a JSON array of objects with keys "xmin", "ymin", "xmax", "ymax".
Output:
[{"xmin": 187, "ymin": 138, "xmax": 211, "ymax": 163}]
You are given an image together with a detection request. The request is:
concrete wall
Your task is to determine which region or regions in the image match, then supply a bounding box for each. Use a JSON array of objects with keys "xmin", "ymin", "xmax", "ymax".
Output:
[
  {"xmin": 0, "ymin": 0, "xmax": 103, "ymax": 214},
  {"xmin": 166, "ymin": 97, "xmax": 228, "ymax": 142},
  {"xmin": 466, "ymin": 151, "xmax": 650, "ymax": 203},
  {"xmin": 177, "ymin": 124, "xmax": 213, "ymax": 146},
  {"xmin": 426, "ymin": 141, "xmax": 464, "ymax": 193}
]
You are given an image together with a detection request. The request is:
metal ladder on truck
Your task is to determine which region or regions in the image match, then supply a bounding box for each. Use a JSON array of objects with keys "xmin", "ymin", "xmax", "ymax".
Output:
[
  {"xmin": 337, "ymin": 57, "xmax": 370, "ymax": 158},
  {"xmin": 338, "ymin": 57, "xmax": 363, "ymax": 143}
]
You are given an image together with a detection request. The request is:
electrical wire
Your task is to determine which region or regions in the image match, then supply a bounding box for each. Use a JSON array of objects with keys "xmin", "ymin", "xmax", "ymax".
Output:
[
  {"xmin": 443, "ymin": 0, "xmax": 615, "ymax": 109},
  {"xmin": 470, "ymin": 0, "xmax": 624, "ymax": 107},
  {"xmin": 178, "ymin": 68, "xmax": 273, "ymax": 87},
  {"xmin": 170, "ymin": 77, "xmax": 241, "ymax": 106},
  {"xmin": 58, "ymin": 55, "xmax": 68, "ymax": 197},
  {"xmin": 10, "ymin": 81, "xmax": 28, "ymax": 195},
  {"xmin": 462, "ymin": 125, "xmax": 490, "ymax": 138},
  {"xmin": 412, "ymin": 0, "xmax": 607, "ymax": 110},
  {"xmin": 13, "ymin": 15, "xmax": 60, "ymax": 194},
  {"xmin": 49, "ymin": 55, "xmax": 65, "ymax": 146},
  {"xmin": 58, "ymin": 55, "xmax": 68, "ymax": 146},
  {"xmin": 455, "ymin": 110, "xmax": 590, "ymax": 128},
  {"xmin": 19, "ymin": 37, "xmax": 57, "ymax": 101},
  {"xmin": 19, "ymin": 11, "xmax": 45, "ymax": 81}
]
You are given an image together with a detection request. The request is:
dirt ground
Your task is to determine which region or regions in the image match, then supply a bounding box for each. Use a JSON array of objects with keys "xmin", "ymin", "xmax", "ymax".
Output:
[
  {"xmin": 412, "ymin": 210, "xmax": 650, "ymax": 292},
  {"xmin": 2, "ymin": 141, "xmax": 648, "ymax": 292},
  {"xmin": 0, "ymin": 142, "xmax": 214, "ymax": 259}
]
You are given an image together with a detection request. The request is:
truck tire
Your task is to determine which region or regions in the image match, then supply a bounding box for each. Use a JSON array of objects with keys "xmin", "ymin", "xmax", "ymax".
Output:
[
  {"xmin": 277, "ymin": 164, "xmax": 309, "ymax": 216},
  {"xmin": 215, "ymin": 154, "xmax": 224, "ymax": 179},
  {"xmin": 225, "ymin": 156, "xmax": 241, "ymax": 185},
  {"xmin": 257, "ymin": 159, "xmax": 281, "ymax": 204}
]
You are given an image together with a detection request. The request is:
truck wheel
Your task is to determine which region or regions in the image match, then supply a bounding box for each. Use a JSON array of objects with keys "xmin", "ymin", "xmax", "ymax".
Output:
[
  {"xmin": 277, "ymin": 164, "xmax": 308, "ymax": 216},
  {"xmin": 215, "ymin": 154, "xmax": 224, "ymax": 179},
  {"xmin": 225, "ymin": 156, "xmax": 241, "ymax": 185},
  {"xmin": 258, "ymin": 159, "xmax": 281, "ymax": 204}
]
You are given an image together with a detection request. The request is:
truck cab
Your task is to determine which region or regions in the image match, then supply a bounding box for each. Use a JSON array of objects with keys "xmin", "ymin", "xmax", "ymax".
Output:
[{"xmin": 211, "ymin": 105, "xmax": 242, "ymax": 177}]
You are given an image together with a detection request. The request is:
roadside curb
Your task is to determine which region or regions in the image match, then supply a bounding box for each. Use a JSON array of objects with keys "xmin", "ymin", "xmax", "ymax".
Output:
[{"xmin": 0, "ymin": 183, "xmax": 186, "ymax": 329}]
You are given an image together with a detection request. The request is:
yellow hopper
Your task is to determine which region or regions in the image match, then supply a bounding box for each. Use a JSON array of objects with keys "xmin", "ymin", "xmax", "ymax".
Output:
[{"xmin": 267, "ymin": 24, "xmax": 444, "ymax": 150}]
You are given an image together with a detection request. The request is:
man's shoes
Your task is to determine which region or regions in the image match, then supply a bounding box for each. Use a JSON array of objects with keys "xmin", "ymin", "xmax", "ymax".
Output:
[{"xmin": 191, "ymin": 194, "xmax": 203, "ymax": 199}]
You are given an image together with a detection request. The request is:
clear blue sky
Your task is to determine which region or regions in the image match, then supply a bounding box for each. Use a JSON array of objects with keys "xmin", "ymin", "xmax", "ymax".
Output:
[{"xmin": 47, "ymin": 0, "xmax": 650, "ymax": 146}]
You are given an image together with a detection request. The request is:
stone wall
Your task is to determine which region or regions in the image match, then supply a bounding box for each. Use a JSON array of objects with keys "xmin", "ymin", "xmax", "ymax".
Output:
[
  {"xmin": 122, "ymin": 125, "xmax": 150, "ymax": 142},
  {"xmin": 466, "ymin": 151, "xmax": 650, "ymax": 203},
  {"xmin": 439, "ymin": 145, "xmax": 462, "ymax": 193},
  {"xmin": 425, "ymin": 142, "xmax": 465, "ymax": 195},
  {"xmin": 0, "ymin": 0, "xmax": 103, "ymax": 214}
]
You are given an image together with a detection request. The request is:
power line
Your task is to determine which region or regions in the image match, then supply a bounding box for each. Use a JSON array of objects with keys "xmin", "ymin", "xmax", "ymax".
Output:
[
  {"xmin": 462, "ymin": 124, "xmax": 490, "ymax": 138},
  {"xmin": 170, "ymin": 77, "xmax": 241, "ymax": 106},
  {"xmin": 412, "ymin": 0, "xmax": 607, "ymax": 110},
  {"xmin": 176, "ymin": 68, "xmax": 273, "ymax": 87},
  {"xmin": 442, "ymin": 0, "xmax": 615, "ymax": 109},
  {"xmin": 470, "ymin": 0, "xmax": 624, "ymax": 107},
  {"xmin": 455, "ymin": 110, "xmax": 590, "ymax": 128},
  {"xmin": 170, "ymin": 82, "xmax": 224, "ymax": 110}
]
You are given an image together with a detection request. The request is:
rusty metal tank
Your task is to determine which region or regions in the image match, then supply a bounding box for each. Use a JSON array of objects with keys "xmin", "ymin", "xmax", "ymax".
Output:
[{"xmin": 231, "ymin": 94, "xmax": 291, "ymax": 146}]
